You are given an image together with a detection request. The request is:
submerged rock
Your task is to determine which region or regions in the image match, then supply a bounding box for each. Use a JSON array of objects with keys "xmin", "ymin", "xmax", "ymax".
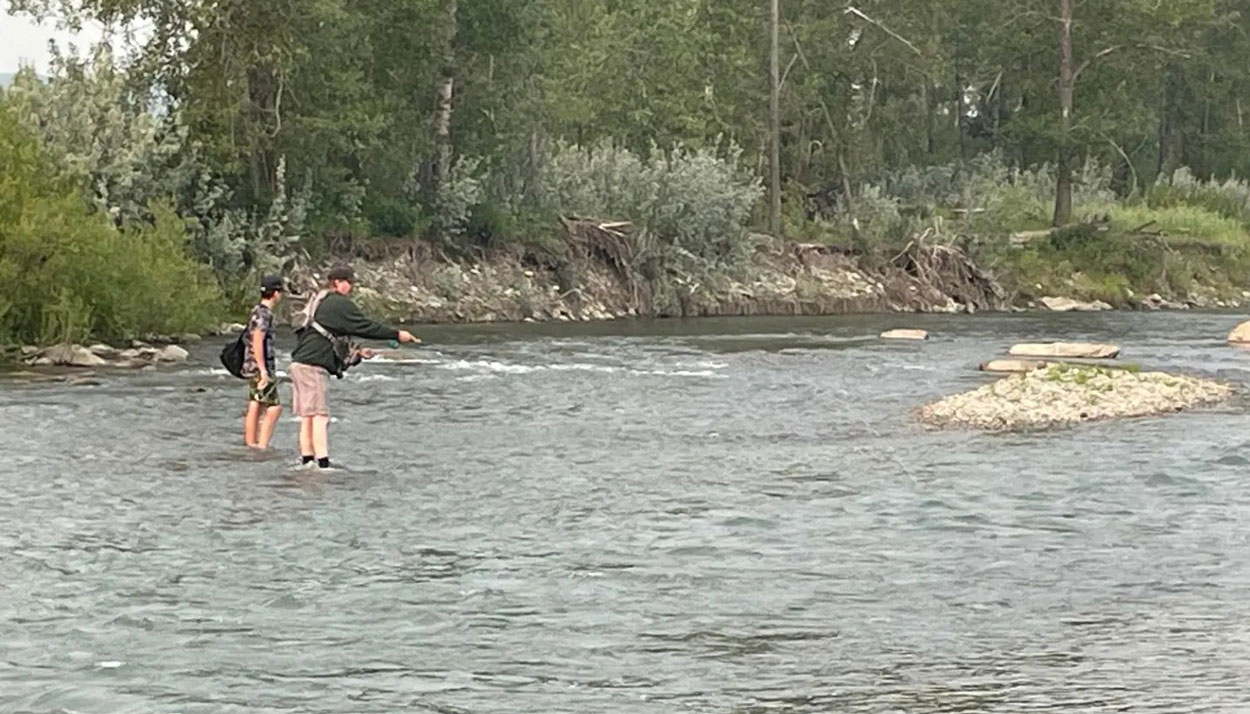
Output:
[
  {"xmin": 1009, "ymin": 342, "xmax": 1120, "ymax": 359},
  {"xmin": 916, "ymin": 365, "xmax": 1232, "ymax": 431},
  {"xmin": 880, "ymin": 329, "xmax": 929, "ymax": 340}
]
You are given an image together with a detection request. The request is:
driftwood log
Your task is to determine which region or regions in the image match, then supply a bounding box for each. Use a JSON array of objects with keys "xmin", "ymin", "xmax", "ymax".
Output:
[{"xmin": 888, "ymin": 229, "xmax": 1007, "ymax": 311}]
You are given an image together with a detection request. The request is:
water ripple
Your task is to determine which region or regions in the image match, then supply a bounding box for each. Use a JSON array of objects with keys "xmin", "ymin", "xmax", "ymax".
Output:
[{"xmin": 3, "ymin": 311, "xmax": 1250, "ymax": 712}]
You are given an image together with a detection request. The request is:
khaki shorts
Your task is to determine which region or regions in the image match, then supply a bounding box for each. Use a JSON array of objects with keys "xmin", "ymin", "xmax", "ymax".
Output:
[{"xmin": 289, "ymin": 362, "xmax": 330, "ymax": 417}]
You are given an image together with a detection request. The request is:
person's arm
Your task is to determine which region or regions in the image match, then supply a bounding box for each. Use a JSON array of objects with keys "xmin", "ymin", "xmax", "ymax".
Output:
[
  {"xmin": 250, "ymin": 323, "xmax": 270, "ymax": 385},
  {"xmin": 337, "ymin": 299, "xmax": 401, "ymax": 341}
]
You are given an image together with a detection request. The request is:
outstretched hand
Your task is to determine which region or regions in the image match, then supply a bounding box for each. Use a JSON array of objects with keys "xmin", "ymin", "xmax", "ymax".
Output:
[{"xmin": 397, "ymin": 330, "xmax": 421, "ymax": 344}]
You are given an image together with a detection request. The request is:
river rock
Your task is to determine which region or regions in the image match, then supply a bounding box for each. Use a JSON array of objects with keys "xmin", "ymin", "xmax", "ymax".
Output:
[
  {"xmin": 177, "ymin": 333, "xmax": 203, "ymax": 345},
  {"xmin": 42, "ymin": 343, "xmax": 108, "ymax": 368},
  {"xmin": 1141, "ymin": 293, "xmax": 1187, "ymax": 311},
  {"xmin": 980, "ymin": 359, "xmax": 1047, "ymax": 373},
  {"xmin": 157, "ymin": 345, "xmax": 190, "ymax": 363},
  {"xmin": 880, "ymin": 329, "xmax": 929, "ymax": 341},
  {"xmin": 1228, "ymin": 320, "xmax": 1250, "ymax": 344},
  {"xmin": 916, "ymin": 366, "xmax": 1233, "ymax": 431},
  {"xmin": 87, "ymin": 343, "xmax": 121, "ymax": 359},
  {"xmin": 1008, "ymin": 342, "xmax": 1120, "ymax": 359},
  {"xmin": 1040, "ymin": 296, "xmax": 1113, "ymax": 312}
]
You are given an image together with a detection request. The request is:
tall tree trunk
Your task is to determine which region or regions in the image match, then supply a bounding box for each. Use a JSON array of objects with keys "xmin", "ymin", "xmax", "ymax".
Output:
[
  {"xmin": 954, "ymin": 72, "xmax": 965, "ymax": 160},
  {"xmin": 1157, "ymin": 64, "xmax": 1183, "ymax": 181},
  {"xmin": 768, "ymin": 0, "xmax": 782, "ymax": 237},
  {"xmin": 246, "ymin": 64, "xmax": 280, "ymax": 203},
  {"xmin": 433, "ymin": 0, "xmax": 458, "ymax": 195},
  {"xmin": 1053, "ymin": 0, "xmax": 1074, "ymax": 227},
  {"xmin": 922, "ymin": 78, "xmax": 935, "ymax": 157}
]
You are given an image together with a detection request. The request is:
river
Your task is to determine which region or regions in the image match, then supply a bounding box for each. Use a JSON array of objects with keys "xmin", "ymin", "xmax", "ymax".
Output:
[{"xmin": 3, "ymin": 311, "xmax": 1250, "ymax": 713}]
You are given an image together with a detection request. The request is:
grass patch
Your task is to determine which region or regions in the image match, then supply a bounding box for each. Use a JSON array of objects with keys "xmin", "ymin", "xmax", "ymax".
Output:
[{"xmin": 1096, "ymin": 203, "xmax": 1248, "ymax": 247}]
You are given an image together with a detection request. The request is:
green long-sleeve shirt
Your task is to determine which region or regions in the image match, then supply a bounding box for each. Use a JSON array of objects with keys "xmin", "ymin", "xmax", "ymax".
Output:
[{"xmin": 290, "ymin": 292, "xmax": 400, "ymax": 374}]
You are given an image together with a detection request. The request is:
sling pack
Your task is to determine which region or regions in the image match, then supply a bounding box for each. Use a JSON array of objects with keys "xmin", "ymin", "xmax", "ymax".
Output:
[
  {"xmin": 296, "ymin": 290, "xmax": 360, "ymax": 378},
  {"xmin": 219, "ymin": 332, "xmax": 247, "ymax": 378}
]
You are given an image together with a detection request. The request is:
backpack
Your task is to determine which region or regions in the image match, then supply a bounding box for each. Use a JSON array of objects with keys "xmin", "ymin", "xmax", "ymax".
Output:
[{"xmin": 219, "ymin": 332, "xmax": 247, "ymax": 378}]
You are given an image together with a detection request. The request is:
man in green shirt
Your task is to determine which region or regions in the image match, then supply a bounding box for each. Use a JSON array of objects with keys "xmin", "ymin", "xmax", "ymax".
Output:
[{"xmin": 289, "ymin": 265, "xmax": 419, "ymax": 468}]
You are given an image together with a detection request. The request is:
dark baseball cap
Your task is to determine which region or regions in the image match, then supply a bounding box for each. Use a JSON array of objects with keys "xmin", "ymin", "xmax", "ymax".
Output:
[
  {"xmin": 327, "ymin": 265, "xmax": 356, "ymax": 283},
  {"xmin": 260, "ymin": 274, "xmax": 285, "ymax": 292}
]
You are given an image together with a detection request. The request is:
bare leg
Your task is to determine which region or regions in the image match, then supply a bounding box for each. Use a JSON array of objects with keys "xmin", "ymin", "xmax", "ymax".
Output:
[
  {"xmin": 257, "ymin": 406, "xmax": 283, "ymax": 449},
  {"xmin": 312, "ymin": 415, "xmax": 331, "ymax": 460},
  {"xmin": 244, "ymin": 400, "xmax": 261, "ymax": 447},
  {"xmin": 299, "ymin": 417, "xmax": 314, "ymax": 460}
]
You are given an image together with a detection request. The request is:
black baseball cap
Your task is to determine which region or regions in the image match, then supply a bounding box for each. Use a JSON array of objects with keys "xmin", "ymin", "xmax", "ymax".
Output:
[
  {"xmin": 327, "ymin": 265, "xmax": 356, "ymax": 283},
  {"xmin": 260, "ymin": 274, "xmax": 285, "ymax": 293}
]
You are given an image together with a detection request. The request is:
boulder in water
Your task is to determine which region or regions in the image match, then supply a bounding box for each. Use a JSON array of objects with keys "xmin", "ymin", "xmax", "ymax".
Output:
[
  {"xmin": 157, "ymin": 344, "xmax": 190, "ymax": 363},
  {"xmin": 1040, "ymin": 296, "xmax": 1113, "ymax": 312},
  {"xmin": 1008, "ymin": 342, "xmax": 1120, "ymax": 359},
  {"xmin": 41, "ymin": 343, "xmax": 107, "ymax": 368},
  {"xmin": 1228, "ymin": 320, "xmax": 1250, "ymax": 344},
  {"xmin": 880, "ymin": 329, "xmax": 929, "ymax": 341},
  {"xmin": 88, "ymin": 343, "xmax": 121, "ymax": 359},
  {"xmin": 980, "ymin": 359, "xmax": 1047, "ymax": 373},
  {"xmin": 1141, "ymin": 293, "xmax": 1187, "ymax": 311}
]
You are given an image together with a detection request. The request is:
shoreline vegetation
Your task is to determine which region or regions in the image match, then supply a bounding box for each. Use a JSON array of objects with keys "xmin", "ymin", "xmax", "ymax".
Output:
[{"xmin": 8, "ymin": 2, "xmax": 1250, "ymax": 363}]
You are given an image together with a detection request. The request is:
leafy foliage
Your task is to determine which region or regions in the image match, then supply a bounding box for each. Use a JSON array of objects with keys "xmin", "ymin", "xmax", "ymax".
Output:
[
  {"xmin": 4, "ymin": 48, "xmax": 307, "ymax": 284},
  {"xmin": 0, "ymin": 108, "xmax": 221, "ymax": 345}
]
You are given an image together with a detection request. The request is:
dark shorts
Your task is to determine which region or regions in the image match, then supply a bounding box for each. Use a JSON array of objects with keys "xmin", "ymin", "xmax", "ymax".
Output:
[{"xmin": 248, "ymin": 375, "xmax": 281, "ymax": 407}]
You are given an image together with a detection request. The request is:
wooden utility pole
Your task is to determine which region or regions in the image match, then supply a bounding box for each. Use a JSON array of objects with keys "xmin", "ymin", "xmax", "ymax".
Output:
[
  {"xmin": 1053, "ymin": 0, "xmax": 1074, "ymax": 226},
  {"xmin": 769, "ymin": 0, "xmax": 782, "ymax": 237}
]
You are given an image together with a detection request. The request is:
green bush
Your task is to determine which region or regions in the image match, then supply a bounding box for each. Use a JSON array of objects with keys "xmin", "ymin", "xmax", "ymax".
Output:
[
  {"xmin": 535, "ymin": 139, "xmax": 763, "ymax": 274},
  {"xmin": 364, "ymin": 193, "xmax": 423, "ymax": 237},
  {"xmin": 1147, "ymin": 168, "xmax": 1250, "ymax": 227},
  {"xmin": 465, "ymin": 200, "xmax": 517, "ymax": 248},
  {"xmin": 0, "ymin": 109, "xmax": 222, "ymax": 346},
  {"xmin": 6, "ymin": 48, "xmax": 307, "ymax": 285}
]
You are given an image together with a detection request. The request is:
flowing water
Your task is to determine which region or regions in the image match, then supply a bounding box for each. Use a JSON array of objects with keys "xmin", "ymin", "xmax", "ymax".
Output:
[{"xmin": 4, "ymin": 311, "xmax": 1250, "ymax": 713}]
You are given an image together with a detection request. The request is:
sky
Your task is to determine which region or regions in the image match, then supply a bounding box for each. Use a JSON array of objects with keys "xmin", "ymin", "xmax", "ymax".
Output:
[{"xmin": 1, "ymin": 11, "xmax": 108, "ymax": 74}]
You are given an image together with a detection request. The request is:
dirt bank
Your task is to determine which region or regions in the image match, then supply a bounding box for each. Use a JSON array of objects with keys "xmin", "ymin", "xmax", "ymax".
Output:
[{"xmin": 286, "ymin": 227, "xmax": 1007, "ymax": 325}]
